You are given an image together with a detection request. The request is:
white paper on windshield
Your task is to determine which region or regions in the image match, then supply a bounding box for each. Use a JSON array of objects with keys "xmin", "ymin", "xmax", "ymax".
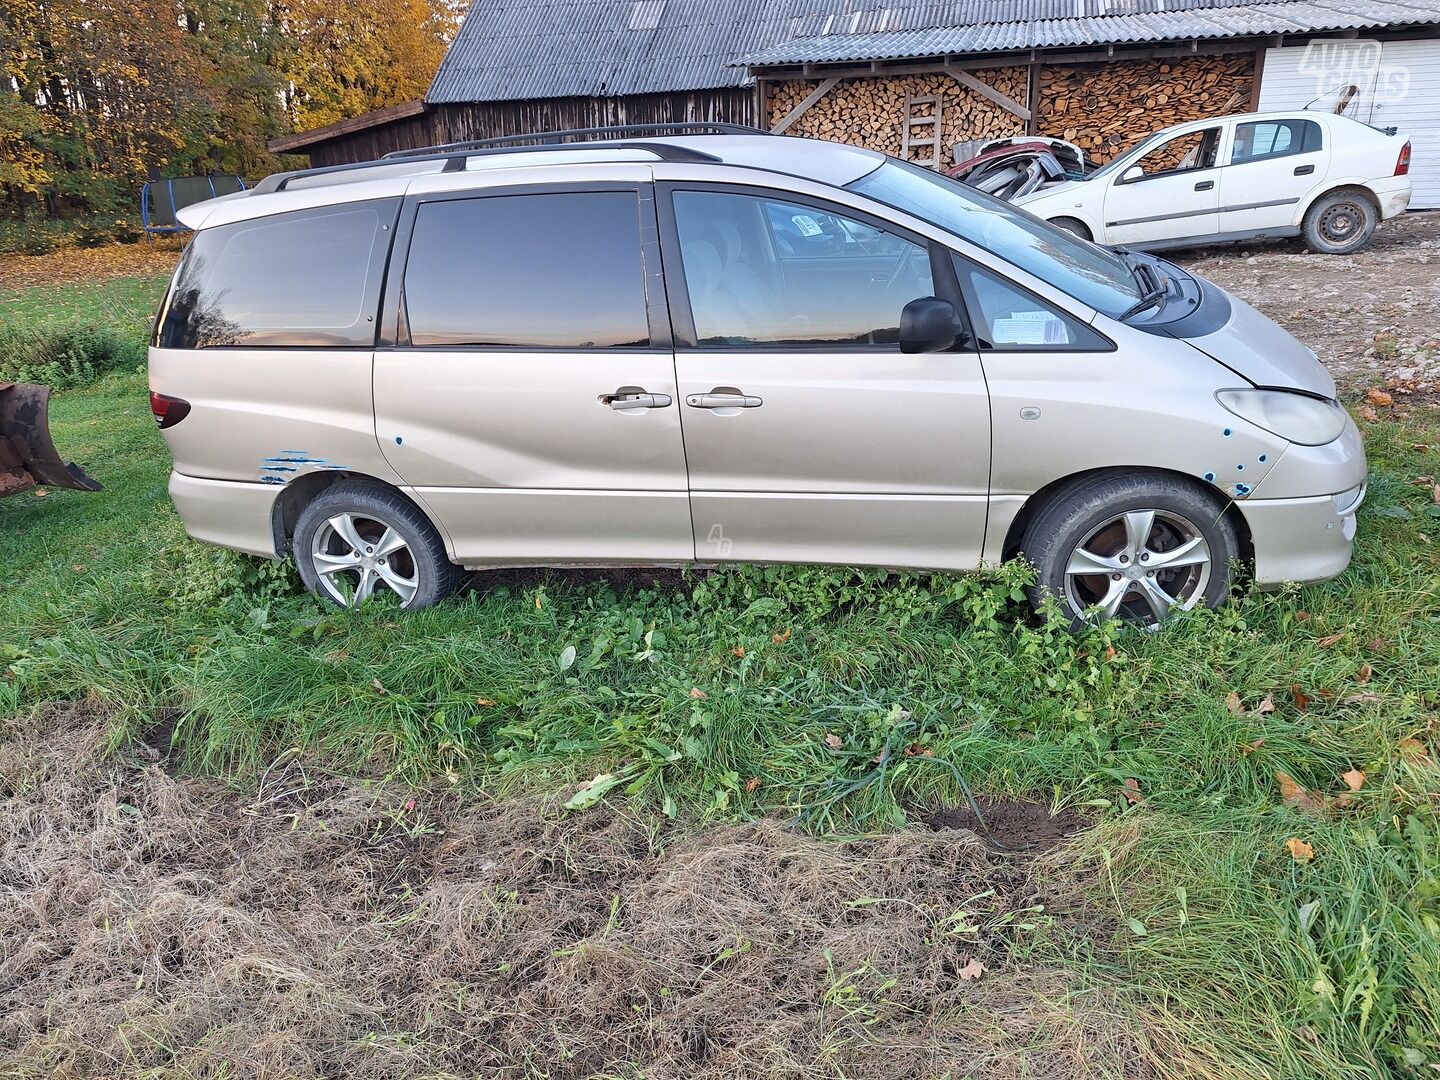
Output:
[{"xmin": 991, "ymin": 309, "xmax": 1070, "ymax": 345}]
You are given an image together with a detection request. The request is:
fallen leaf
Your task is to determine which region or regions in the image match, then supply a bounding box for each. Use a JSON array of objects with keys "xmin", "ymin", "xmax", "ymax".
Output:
[
  {"xmin": 1290, "ymin": 684, "xmax": 1310, "ymax": 713},
  {"xmin": 904, "ymin": 743, "xmax": 933, "ymax": 757},
  {"xmin": 1411, "ymin": 443, "xmax": 1431, "ymax": 452},
  {"xmin": 1121, "ymin": 778, "xmax": 1145, "ymax": 805},
  {"xmin": 1341, "ymin": 769, "xmax": 1365, "ymax": 792},
  {"xmin": 475, "ymin": 697, "xmax": 496, "ymax": 707},
  {"xmin": 1104, "ymin": 645, "xmax": 1117, "ymax": 661},
  {"xmin": 34, "ymin": 488, "xmax": 48, "ymax": 498},
  {"xmin": 1317, "ymin": 632, "xmax": 1345, "ymax": 648},
  {"xmin": 1433, "ymin": 484, "xmax": 1440, "ymax": 505},
  {"xmin": 1286, "ymin": 837, "xmax": 1315, "ymax": 863},
  {"xmin": 1255, "ymin": 695, "xmax": 1275, "ymax": 716},
  {"xmin": 957, "ymin": 958, "xmax": 986, "ymax": 982},
  {"xmin": 1367, "ymin": 388, "xmax": 1394, "ymax": 407},
  {"xmin": 731, "ymin": 646, "xmax": 745, "ymax": 658},
  {"xmin": 1277, "ymin": 771, "xmax": 1327, "ymax": 814},
  {"xmin": 689, "ymin": 687, "xmax": 708, "ymax": 699},
  {"xmin": 534, "ymin": 593, "xmax": 543, "ymax": 610},
  {"xmin": 72, "ymin": 564, "xmax": 86, "ymax": 573},
  {"xmin": 1243, "ymin": 738, "xmax": 1265, "ymax": 756},
  {"xmin": 1398, "ymin": 737, "xmax": 1431, "ymax": 762},
  {"xmin": 824, "ymin": 733, "xmax": 844, "ymax": 751},
  {"xmin": 744, "ymin": 776, "xmax": 761, "ymax": 793},
  {"xmin": 1356, "ymin": 663, "xmax": 1373, "ymax": 684},
  {"xmin": 1225, "ymin": 691, "xmax": 1245, "ymax": 714},
  {"xmin": 771, "ymin": 628, "xmax": 792, "ymax": 645},
  {"xmin": 1296, "ymin": 611, "xmax": 1312, "ymax": 622},
  {"xmin": 1357, "ymin": 405, "xmax": 1379, "ymax": 423},
  {"xmin": 371, "ymin": 678, "xmax": 388, "ymax": 695}
]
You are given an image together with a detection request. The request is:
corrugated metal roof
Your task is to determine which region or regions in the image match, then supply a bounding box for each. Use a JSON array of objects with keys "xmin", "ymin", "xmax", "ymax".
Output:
[
  {"xmin": 428, "ymin": 0, "xmax": 1440, "ymax": 104},
  {"xmin": 738, "ymin": 0, "xmax": 1440, "ymax": 66}
]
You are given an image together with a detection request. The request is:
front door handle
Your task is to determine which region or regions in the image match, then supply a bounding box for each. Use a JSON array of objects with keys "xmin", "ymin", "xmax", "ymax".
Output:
[
  {"xmin": 1294, "ymin": 163, "xmax": 1315, "ymax": 175},
  {"xmin": 1194, "ymin": 180, "xmax": 1214, "ymax": 191},
  {"xmin": 686, "ymin": 388, "xmax": 763, "ymax": 409},
  {"xmin": 602, "ymin": 386, "xmax": 672, "ymax": 411}
]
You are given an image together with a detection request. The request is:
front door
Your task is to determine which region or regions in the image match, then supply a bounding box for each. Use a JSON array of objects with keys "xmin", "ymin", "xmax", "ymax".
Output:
[
  {"xmin": 1104, "ymin": 125, "xmax": 1225, "ymax": 246},
  {"xmin": 1218, "ymin": 117, "xmax": 1329, "ymax": 235},
  {"xmin": 659, "ymin": 186, "xmax": 991, "ymax": 571},
  {"xmin": 374, "ymin": 184, "xmax": 694, "ymax": 565}
]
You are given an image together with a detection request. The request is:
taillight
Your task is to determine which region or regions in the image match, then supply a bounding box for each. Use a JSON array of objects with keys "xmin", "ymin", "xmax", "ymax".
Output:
[
  {"xmin": 150, "ymin": 391, "xmax": 191, "ymax": 429},
  {"xmin": 1396, "ymin": 141, "xmax": 1411, "ymax": 176}
]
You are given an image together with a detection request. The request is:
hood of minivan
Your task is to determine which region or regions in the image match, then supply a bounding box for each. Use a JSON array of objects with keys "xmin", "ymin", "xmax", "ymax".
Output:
[{"xmin": 1182, "ymin": 291, "xmax": 1337, "ymax": 399}]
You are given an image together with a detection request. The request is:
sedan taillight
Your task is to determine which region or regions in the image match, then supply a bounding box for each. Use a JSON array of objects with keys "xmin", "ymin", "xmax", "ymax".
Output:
[
  {"xmin": 1396, "ymin": 141, "xmax": 1412, "ymax": 176},
  {"xmin": 150, "ymin": 391, "xmax": 191, "ymax": 429}
]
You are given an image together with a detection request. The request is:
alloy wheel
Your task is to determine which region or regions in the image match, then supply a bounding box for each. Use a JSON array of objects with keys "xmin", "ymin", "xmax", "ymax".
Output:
[
  {"xmin": 309, "ymin": 512, "xmax": 419, "ymax": 607},
  {"xmin": 1062, "ymin": 508, "xmax": 1212, "ymax": 626}
]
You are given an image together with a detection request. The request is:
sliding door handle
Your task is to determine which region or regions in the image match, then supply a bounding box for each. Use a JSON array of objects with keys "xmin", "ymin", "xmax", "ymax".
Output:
[
  {"xmin": 602, "ymin": 386, "xmax": 672, "ymax": 410},
  {"xmin": 686, "ymin": 389, "xmax": 763, "ymax": 409}
]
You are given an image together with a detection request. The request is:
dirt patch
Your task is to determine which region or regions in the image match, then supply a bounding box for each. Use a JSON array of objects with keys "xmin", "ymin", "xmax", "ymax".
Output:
[
  {"xmin": 1172, "ymin": 210, "xmax": 1440, "ymax": 396},
  {"xmin": 923, "ymin": 797, "xmax": 1089, "ymax": 851},
  {"xmin": 0, "ymin": 240, "xmax": 182, "ymax": 290},
  {"xmin": 0, "ymin": 702, "xmax": 1147, "ymax": 1080}
]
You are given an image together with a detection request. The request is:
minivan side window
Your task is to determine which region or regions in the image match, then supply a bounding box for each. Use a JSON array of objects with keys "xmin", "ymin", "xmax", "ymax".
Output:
[
  {"xmin": 672, "ymin": 190, "xmax": 934, "ymax": 347},
  {"xmin": 956, "ymin": 258, "xmax": 1110, "ymax": 352},
  {"xmin": 1230, "ymin": 119, "xmax": 1322, "ymax": 164},
  {"xmin": 403, "ymin": 191, "xmax": 649, "ymax": 349},
  {"xmin": 156, "ymin": 199, "xmax": 396, "ymax": 349}
]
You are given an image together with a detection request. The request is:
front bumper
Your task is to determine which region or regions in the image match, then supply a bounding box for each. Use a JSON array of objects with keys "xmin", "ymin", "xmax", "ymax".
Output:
[
  {"xmin": 1237, "ymin": 483, "xmax": 1363, "ymax": 587},
  {"xmin": 169, "ymin": 471, "xmax": 282, "ymax": 559}
]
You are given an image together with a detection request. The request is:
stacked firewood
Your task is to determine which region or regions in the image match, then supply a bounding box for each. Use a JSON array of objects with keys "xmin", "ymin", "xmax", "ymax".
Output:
[
  {"xmin": 767, "ymin": 69, "xmax": 1028, "ymax": 166},
  {"xmin": 1037, "ymin": 56, "xmax": 1255, "ymax": 164}
]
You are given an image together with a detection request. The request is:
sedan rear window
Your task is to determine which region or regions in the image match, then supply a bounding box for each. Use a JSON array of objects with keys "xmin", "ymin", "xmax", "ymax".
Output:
[
  {"xmin": 156, "ymin": 199, "xmax": 397, "ymax": 349},
  {"xmin": 848, "ymin": 158, "xmax": 1141, "ymax": 318}
]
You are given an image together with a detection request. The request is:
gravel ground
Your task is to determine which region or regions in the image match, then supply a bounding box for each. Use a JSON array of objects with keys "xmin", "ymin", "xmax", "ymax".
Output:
[{"xmin": 1172, "ymin": 210, "xmax": 1440, "ymax": 399}]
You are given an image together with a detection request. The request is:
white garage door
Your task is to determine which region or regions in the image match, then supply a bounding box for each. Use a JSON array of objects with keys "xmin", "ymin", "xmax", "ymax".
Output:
[{"xmin": 1258, "ymin": 38, "xmax": 1440, "ymax": 209}]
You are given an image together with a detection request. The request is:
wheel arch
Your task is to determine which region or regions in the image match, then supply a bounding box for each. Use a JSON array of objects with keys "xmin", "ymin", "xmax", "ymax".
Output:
[
  {"xmin": 1297, "ymin": 183, "xmax": 1381, "ymax": 227},
  {"xmin": 999, "ymin": 465, "xmax": 1253, "ymax": 567},
  {"xmin": 269, "ymin": 471, "xmax": 443, "ymax": 557},
  {"xmin": 1048, "ymin": 215, "xmax": 1093, "ymax": 241}
]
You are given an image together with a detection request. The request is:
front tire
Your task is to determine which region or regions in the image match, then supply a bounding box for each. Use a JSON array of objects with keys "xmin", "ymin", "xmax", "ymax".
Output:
[
  {"xmin": 1302, "ymin": 190, "xmax": 1377, "ymax": 254},
  {"xmin": 1020, "ymin": 473, "xmax": 1239, "ymax": 629},
  {"xmin": 294, "ymin": 480, "xmax": 461, "ymax": 610}
]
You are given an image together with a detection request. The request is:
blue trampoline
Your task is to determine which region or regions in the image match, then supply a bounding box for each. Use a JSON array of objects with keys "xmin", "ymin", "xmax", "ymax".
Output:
[{"xmin": 141, "ymin": 174, "xmax": 247, "ymax": 235}]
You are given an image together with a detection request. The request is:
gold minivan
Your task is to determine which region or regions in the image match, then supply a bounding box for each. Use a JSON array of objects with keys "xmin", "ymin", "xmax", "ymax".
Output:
[{"xmin": 150, "ymin": 126, "xmax": 1366, "ymax": 626}]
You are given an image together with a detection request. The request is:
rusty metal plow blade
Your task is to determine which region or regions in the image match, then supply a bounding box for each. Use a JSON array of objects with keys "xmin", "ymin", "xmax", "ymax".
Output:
[{"xmin": 0, "ymin": 381, "xmax": 102, "ymax": 498}]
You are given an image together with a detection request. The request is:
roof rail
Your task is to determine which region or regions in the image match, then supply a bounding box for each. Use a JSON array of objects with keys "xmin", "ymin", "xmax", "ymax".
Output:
[
  {"xmin": 249, "ymin": 137, "xmax": 729, "ymax": 195},
  {"xmin": 381, "ymin": 122, "xmax": 770, "ymax": 160}
]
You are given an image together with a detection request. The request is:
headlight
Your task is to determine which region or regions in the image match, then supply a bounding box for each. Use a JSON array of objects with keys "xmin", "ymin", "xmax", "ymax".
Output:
[{"xmin": 1215, "ymin": 389, "xmax": 1348, "ymax": 446}]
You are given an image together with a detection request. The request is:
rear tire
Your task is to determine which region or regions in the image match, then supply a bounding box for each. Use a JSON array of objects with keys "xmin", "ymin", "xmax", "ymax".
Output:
[
  {"xmin": 1020, "ymin": 473, "xmax": 1239, "ymax": 629},
  {"xmin": 1050, "ymin": 216, "xmax": 1092, "ymax": 241},
  {"xmin": 294, "ymin": 480, "xmax": 461, "ymax": 610},
  {"xmin": 1302, "ymin": 190, "xmax": 1377, "ymax": 254}
]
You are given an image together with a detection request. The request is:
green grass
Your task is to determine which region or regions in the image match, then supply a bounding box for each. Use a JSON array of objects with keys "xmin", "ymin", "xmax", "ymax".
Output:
[
  {"xmin": 3, "ymin": 286, "xmax": 1440, "ymax": 1077},
  {"xmin": 0, "ymin": 272, "xmax": 167, "ymax": 331}
]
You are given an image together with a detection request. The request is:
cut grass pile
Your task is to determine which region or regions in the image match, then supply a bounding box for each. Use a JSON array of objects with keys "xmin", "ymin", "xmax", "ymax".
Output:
[{"xmin": 1, "ymin": 254, "xmax": 1438, "ymax": 1077}]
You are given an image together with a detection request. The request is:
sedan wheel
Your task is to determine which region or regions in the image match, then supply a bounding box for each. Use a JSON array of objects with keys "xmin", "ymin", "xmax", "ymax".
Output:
[
  {"xmin": 1020, "ymin": 472, "xmax": 1239, "ymax": 629},
  {"xmin": 293, "ymin": 480, "xmax": 462, "ymax": 610},
  {"xmin": 1062, "ymin": 509, "xmax": 1212, "ymax": 625},
  {"xmin": 310, "ymin": 512, "xmax": 420, "ymax": 607}
]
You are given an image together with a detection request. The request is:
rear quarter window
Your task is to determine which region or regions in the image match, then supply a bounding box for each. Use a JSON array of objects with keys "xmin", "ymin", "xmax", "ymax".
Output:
[{"xmin": 156, "ymin": 198, "xmax": 399, "ymax": 349}]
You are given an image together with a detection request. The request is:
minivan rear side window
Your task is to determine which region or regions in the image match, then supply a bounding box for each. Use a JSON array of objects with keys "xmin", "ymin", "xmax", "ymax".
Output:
[
  {"xmin": 156, "ymin": 199, "xmax": 397, "ymax": 349},
  {"xmin": 403, "ymin": 192, "xmax": 650, "ymax": 349}
]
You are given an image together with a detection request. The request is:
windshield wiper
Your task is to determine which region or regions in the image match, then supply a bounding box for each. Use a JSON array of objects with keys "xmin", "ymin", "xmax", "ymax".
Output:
[{"xmin": 1119, "ymin": 257, "xmax": 1168, "ymax": 320}]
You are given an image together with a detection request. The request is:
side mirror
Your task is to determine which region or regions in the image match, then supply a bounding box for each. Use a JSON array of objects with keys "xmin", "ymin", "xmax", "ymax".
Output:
[
  {"xmin": 1121, "ymin": 165, "xmax": 1144, "ymax": 183},
  {"xmin": 899, "ymin": 296, "xmax": 965, "ymax": 354}
]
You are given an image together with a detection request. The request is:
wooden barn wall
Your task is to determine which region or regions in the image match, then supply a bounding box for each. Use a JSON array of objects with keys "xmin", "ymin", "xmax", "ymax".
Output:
[
  {"xmin": 306, "ymin": 89, "xmax": 757, "ymax": 166},
  {"xmin": 764, "ymin": 52, "xmax": 1256, "ymax": 170}
]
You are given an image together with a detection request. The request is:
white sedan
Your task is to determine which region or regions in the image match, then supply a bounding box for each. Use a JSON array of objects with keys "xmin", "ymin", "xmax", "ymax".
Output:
[{"xmin": 1015, "ymin": 110, "xmax": 1412, "ymax": 254}]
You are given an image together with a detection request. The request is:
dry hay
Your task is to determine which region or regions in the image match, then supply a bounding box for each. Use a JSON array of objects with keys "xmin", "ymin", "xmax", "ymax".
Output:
[{"xmin": 0, "ymin": 702, "xmax": 1148, "ymax": 1079}]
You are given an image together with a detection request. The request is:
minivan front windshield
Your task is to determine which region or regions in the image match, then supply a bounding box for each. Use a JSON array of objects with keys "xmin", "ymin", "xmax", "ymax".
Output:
[{"xmin": 847, "ymin": 157, "xmax": 1142, "ymax": 318}]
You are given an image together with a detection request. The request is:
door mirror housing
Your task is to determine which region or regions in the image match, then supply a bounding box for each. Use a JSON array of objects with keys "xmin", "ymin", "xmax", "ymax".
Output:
[
  {"xmin": 899, "ymin": 296, "xmax": 966, "ymax": 354},
  {"xmin": 1121, "ymin": 165, "xmax": 1144, "ymax": 183}
]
